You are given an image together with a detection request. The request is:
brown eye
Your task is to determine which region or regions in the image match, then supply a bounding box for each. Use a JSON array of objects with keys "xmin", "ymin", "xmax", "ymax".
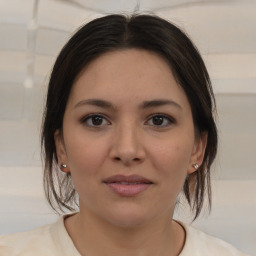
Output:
[
  {"xmin": 152, "ymin": 116, "xmax": 164, "ymax": 125},
  {"xmin": 81, "ymin": 114, "xmax": 110, "ymax": 127},
  {"xmin": 91, "ymin": 116, "xmax": 103, "ymax": 125},
  {"xmin": 146, "ymin": 114, "xmax": 175, "ymax": 128}
]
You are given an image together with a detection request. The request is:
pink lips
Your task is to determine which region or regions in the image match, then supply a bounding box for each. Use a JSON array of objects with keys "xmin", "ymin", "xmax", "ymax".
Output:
[{"xmin": 103, "ymin": 175, "xmax": 153, "ymax": 197}]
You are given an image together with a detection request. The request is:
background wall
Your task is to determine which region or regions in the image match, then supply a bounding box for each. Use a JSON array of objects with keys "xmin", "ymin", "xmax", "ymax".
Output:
[{"xmin": 0, "ymin": 0, "xmax": 255, "ymax": 255}]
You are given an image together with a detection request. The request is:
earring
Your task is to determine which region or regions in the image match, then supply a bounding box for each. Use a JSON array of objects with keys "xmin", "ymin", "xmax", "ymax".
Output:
[
  {"xmin": 61, "ymin": 163, "xmax": 67, "ymax": 168},
  {"xmin": 60, "ymin": 163, "xmax": 69, "ymax": 173},
  {"xmin": 192, "ymin": 163, "xmax": 199, "ymax": 169}
]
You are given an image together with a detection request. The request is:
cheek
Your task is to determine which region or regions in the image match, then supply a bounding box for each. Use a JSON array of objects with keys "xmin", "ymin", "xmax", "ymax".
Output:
[
  {"xmin": 147, "ymin": 136, "xmax": 194, "ymax": 195},
  {"xmin": 64, "ymin": 135, "xmax": 109, "ymax": 200},
  {"xmin": 64, "ymin": 132, "xmax": 109, "ymax": 177},
  {"xmin": 150, "ymin": 141, "xmax": 193, "ymax": 172}
]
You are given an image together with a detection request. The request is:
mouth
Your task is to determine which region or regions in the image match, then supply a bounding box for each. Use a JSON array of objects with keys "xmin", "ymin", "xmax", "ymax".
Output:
[{"xmin": 103, "ymin": 175, "xmax": 153, "ymax": 197}]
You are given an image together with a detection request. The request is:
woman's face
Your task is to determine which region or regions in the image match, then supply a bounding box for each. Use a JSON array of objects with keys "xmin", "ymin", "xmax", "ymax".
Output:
[{"xmin": 55, "ymin": 49, "xmax": 207, "ymax": 227}]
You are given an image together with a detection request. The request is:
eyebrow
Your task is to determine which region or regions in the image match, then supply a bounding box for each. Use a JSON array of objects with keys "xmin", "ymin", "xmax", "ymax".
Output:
[
  {"xmin": 74, "ymin": 99, "xmax": 182, "ymax": 110},
  {"xmin": 140, "ymin": 99, "xmax": 182, "ymax": 110}
]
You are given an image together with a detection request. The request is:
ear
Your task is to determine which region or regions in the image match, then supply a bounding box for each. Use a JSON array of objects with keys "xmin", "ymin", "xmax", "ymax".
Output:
[
  {"xmin": 187, "ymin": 132, "xmax": 208, "ymax": 174},
  {"xmin": 54, "ymin": 129, "xmax": 69, "ymax": 173}
]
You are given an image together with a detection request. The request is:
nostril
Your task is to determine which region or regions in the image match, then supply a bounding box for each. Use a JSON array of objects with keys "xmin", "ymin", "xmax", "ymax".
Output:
[{"xmin": 113, "ymin": 156, "xmax": 141, "ymax": 163}]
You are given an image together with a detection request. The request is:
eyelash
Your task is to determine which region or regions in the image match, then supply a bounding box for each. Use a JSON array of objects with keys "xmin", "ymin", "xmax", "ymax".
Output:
[
  {"xmin": 80, "ymin": 113, "xmax": 176, "ymax": 129},
  {"xmin": 147, "ymin": 113, "xmax": 176, "ymax": 128},
  {"xmin": 80, "ymin": 113, "xmax": 110, "ymax": 128}
]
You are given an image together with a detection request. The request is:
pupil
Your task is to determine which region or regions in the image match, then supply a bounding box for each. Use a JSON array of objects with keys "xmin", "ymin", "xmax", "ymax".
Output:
[
  {"xmin": 153, "ymin": 116, "xmax": 163, "ymax": 125},
  {"xmin": 92, "ymin": 116, "xmax": 102, "ymax": 125}
]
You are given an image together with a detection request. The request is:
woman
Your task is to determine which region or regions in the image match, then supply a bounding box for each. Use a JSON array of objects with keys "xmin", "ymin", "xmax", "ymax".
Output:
[{"xmin": 0, "ymin": 14, "xmax": 249, "ymax": 255}]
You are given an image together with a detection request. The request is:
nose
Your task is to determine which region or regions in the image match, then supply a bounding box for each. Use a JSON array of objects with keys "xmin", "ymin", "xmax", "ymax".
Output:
[{"xmin": 109, "ymin": 121, "xmax": 146, "ymax": 166}]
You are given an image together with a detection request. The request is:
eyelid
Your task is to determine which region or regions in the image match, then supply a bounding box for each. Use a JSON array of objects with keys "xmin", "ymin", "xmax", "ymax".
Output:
[
  {"xmin": 80, "ymin": 112, "xmax": 176, "ymax": 129},
  {"xmin": 145, "ymin": 113, "xmax": 176, "ymax": 128},
  {"xmin": 80, "ymin": 113, "xmax": 111, "ymax": 127}
]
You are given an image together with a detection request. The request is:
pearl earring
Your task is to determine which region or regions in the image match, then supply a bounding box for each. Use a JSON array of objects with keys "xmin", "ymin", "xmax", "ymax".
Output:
[
  {"xmin": 192, "ymin": 163, "xmax": 199, "ymax": 169},
  {"xmin": 61, "ymin": 164, "xmax": 67, "ymax": 168}
]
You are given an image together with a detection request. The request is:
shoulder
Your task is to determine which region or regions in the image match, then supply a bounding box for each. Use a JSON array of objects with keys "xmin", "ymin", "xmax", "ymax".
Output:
[
  {"xmin": 179, "ymin": 222, "xmax": 249, "ymax": 256},
  {"xmin": 0, "ymin": 219, "xmax": 61, "ymax": 256}
]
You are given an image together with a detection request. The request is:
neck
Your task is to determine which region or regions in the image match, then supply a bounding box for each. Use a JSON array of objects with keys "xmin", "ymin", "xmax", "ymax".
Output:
[{"xmin": 65, "ymin": 209, "xmax": 185, "ymax": 256}]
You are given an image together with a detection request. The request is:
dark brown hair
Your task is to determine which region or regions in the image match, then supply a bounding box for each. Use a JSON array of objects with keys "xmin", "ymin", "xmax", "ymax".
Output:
[{"xmin": 41, "ymin": 14, "xmax": 218, "ymax": 219}]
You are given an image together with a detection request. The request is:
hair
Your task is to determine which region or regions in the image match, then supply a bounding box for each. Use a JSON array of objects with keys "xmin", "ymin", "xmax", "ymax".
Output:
[{"xmin": 41, "ymin": 13, "xmax": 218, "ymax": 220}]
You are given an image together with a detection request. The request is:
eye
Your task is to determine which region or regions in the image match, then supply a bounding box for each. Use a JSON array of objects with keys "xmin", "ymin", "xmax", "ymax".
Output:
[
  {"xmin": 81, "ymin": 114, "xmax": 110, "ymax": 127},
  {"xmin": 146, "ymin": 114, "xmax": 175, "ymax": 128}
]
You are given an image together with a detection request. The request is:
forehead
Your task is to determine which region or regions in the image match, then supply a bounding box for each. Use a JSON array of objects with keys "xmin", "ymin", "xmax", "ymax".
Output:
[
  {"xmin": 76, "ymin": 49, "xmax": 173, "ymax": 81},
  {"xmin": 68, "ymin": 49, "xmax": 190, "ymax": 110}
]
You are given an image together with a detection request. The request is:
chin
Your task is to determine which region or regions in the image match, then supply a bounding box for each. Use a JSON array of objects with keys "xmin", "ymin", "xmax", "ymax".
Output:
[{"xmin": 101, "ymin": 205, "xmax": 156, "ymax": 229}]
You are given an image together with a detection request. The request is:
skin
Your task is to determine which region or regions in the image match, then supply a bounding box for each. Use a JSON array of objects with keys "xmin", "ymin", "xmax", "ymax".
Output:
[{"xmin": 55, "ymin": 49, "xmax": 207, "ymax": 256}]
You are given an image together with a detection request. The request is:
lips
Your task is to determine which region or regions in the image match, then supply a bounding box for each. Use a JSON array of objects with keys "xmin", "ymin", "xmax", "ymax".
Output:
[
  {"xmin": 103, "ymin": 175, "xmax": 153, "ymax": 184},
  {"xmin": 103, "ymin": 175, "xmax": 153, "ymax": 197}
]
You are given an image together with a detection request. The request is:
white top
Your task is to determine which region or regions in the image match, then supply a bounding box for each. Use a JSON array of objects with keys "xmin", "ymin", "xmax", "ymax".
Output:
[{"xmin": 0, "ymin": 215, "xmax": 249, "ymax": 256}]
